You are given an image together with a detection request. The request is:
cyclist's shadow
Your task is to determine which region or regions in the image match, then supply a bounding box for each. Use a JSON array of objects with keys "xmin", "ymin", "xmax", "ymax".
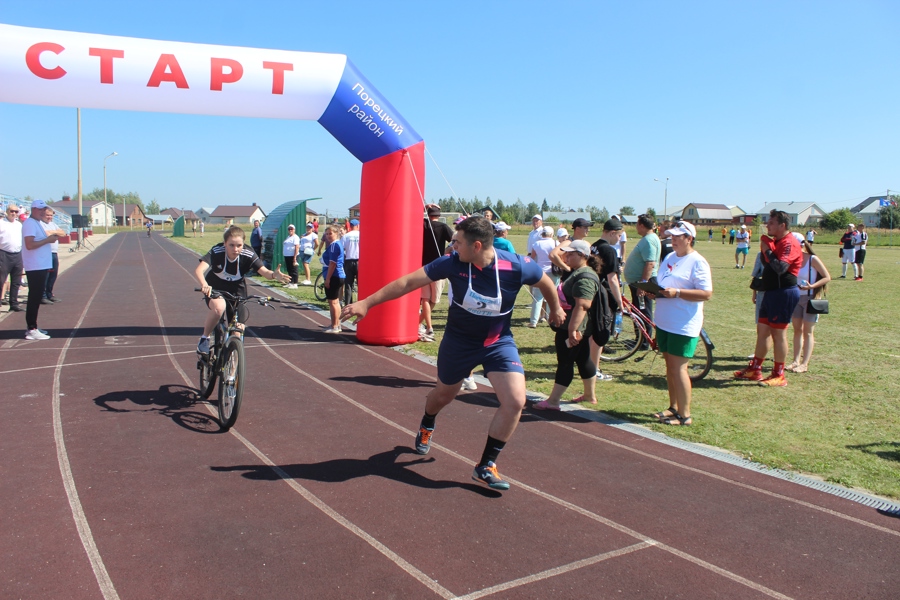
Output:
[
  {"xmin": 212, "ymin": 446, "xmax": 499, "ymax": 497},
  {"xmin": 93, "ymin": 384, "xmax": 221, "ymax": 434}
]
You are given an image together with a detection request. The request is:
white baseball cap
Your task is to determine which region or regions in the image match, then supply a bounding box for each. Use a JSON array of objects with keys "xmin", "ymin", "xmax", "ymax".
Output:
[
  {"xmin": 493, "ymin": 221, "xmax": 512, "ymax": 231},
  {"xmin": 532, "ymin": 214, "xmax": 543, "ymax": 221},
  {"xmin": 665, "ymin": 221, "xmax": 697, "ymax": 238}
]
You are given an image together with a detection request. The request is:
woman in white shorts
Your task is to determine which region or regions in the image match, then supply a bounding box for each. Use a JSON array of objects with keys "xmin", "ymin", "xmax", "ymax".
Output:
[{"xmin": 789, "ymin": 234, "xmax": 831, "ymax": 373}]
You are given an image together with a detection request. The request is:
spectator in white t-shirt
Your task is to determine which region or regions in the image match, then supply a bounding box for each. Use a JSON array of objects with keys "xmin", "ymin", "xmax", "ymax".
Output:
[
  {"xmin": 853, "ymin": 224, "xmax": 868, "ymax": 281},
  {"xmin": 734, "ymin": 224, "xmax": 751, "ymax": 269},
  {"xmin": 528, "ymin": 226, "xmax": 558, "ymax": 327},
  {"xmin": 342, "ymin": 219, "xmax": 360, "ymax": 305},
  {"xmin": 526, "ymin": 215, "xmax": 544, "ymax": 256},
  {"xmin": 282, "ymin": 225, "xmax": 301, "ymax": 288},
  {"xmin": 611, "ymin": 214, "xmax": 627, "ymax": 267},
  {"xmin": 299, "ymin": 223, "xmax": 319, "ymax": 285},
  {"xmin": 21, "ymin": 200, "xmax": 61, "ymax": 340}
]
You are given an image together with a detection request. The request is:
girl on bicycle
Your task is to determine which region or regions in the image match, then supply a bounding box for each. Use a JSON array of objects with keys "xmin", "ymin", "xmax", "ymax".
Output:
[
  {"xmin": 648, "ymin": 221, "xmax": 713, "ymax": 426},
  {"xmin": 195, "ymin": 226, "xmax": 288, "ymax": 353}
]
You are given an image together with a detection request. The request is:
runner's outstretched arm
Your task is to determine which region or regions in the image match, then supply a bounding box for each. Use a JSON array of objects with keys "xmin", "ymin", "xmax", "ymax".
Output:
[{"xmin": 341, "ymin": 268, "xmax": 432, "ymax": 322}]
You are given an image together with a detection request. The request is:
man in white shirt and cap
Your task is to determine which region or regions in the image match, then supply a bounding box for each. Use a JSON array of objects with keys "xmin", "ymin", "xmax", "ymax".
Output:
[{"xmin": 0, "ymin": 203, "xmax": 25, "ymax": 311}]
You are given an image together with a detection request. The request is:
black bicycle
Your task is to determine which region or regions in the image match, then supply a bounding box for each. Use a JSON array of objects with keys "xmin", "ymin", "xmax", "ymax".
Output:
[{"xmin": 196, "ymin": 289, "xmax": 279, "ymax": 430}]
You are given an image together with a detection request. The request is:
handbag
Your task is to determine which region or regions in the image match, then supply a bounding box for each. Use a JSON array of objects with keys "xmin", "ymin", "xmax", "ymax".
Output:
[
  {"xmin": 804, "ymin": 259, "xmax": 828, "ymax": 314},
  {"xmin": 749, "ymin": 277, "xmax": 765, "ymax": 291}
]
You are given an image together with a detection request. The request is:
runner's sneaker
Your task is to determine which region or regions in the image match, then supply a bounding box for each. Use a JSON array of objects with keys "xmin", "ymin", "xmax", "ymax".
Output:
[
  {"xmin": 759, "ymin": 373, "xmax": 787, "ymax": 387},
  {"xmin": 733, "ymin": 368, "xmax": 764, "ymax": 381},
  {"xmin": 25, "ymin": 329, "xmax": 50, "ymax": 341},
  {"xmin": 415, "ymin": 427, "xmax": 434, "ymax": 455},
  {"xmin": 419, "ymin": 329, "xmax": 435, "ymax": 342},
  {"xmin": 461, "ymin": 376, "xmax": 477, "ymax": 391},
  {"xmin": 301, "ymin": 280, "xmax": 312, "ymax": 285},
  {"xmin": 472, "ymin": 461, "xmax": 510, "ymax": 491},
  {"xmin": 197, "ymin": 337, "xmax": 210, "ymax": 354}
]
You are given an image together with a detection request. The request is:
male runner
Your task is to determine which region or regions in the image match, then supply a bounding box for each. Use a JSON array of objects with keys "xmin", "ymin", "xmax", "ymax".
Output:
[{"xmin": 341, "ymin": 216, "xmax": 564, "ymax": 491}]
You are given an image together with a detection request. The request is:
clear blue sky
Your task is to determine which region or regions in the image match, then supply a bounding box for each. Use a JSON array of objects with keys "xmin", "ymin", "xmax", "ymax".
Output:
[{"xmin": 1, "ymin": 0, "xmax": 897, "ymax": 218}]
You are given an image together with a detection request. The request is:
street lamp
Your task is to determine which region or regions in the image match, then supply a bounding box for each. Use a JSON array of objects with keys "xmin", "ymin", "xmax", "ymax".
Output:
[
  {"xmin": 654, "ymin": 177, "xmax": 669, "ymax": 220},
  {"xmin": 103, "ymin": 152, "xmax": 117, "ymax": 234}
]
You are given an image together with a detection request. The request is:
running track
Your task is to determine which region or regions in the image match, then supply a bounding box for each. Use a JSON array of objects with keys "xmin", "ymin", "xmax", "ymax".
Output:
[{"xmin": 1, "ymin": 232, "xmax": 897, "ymax": 599}]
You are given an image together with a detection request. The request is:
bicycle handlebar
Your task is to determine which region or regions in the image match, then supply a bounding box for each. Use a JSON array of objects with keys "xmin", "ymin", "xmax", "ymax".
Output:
[{"xmin": 194, "ymin": 288, "xmax": 281, "ymax": 304}]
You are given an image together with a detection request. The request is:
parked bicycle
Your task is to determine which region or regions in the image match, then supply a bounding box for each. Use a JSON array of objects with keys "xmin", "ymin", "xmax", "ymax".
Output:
[
  {"xmin": 195, "ymin": 289, "xmax": 279, "ymax": 430},
  {"xmin": 313, "ymin": 270, "xmax": 327, "ymax": 302},
  {"xmin": 600, "ymin": 297, "xmax": 714, "ymax": 381}
]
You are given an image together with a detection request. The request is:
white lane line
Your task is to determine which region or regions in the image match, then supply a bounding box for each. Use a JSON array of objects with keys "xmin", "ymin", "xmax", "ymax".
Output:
[
  {"xmin": 52, "ymin": 236, "xmax": 125, "ymax": 600},
  {"xmin": 0, "ymin": 342, "xmax": 315, "ymax": 375},
  {"xmin": 155, "ymin": 237, "xmax": 795, "ymax": 599},
  {"xmin": 454, "ymin": 542, "xmax": 652, "ymax": 600},
  {"xmin": 147, "ymin": 237, "xmax": 457, "ymax": 598}
]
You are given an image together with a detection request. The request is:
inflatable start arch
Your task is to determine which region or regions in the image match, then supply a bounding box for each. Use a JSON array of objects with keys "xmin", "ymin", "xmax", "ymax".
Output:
[{"xmin": 0, "ymin": 23, "xmax": 425, "ymax": 345}]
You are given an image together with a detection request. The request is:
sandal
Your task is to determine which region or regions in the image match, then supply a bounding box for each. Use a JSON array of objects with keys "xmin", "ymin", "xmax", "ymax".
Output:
[
  {"xmin": 660, "ymin": 412, "xmax": 692, "ymax": 426},
  {"xmin": 532, "ymin": 400, "xmax": 561, "ymax": 411},
  {"xmin": 652, "ymin": 407, "xmax": 678, "ymax": 420}
]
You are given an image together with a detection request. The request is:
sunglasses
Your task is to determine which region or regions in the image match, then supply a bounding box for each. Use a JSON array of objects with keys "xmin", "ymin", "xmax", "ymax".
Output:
[{"xmin": 7, "ymin": 209, "xmax": 18, "ymax": 214}]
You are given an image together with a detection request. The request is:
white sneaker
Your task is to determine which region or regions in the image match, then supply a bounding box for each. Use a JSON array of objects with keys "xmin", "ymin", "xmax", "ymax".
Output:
[
  {"xmin": 419, "ymin": 329, "xmax": 435, "ymax": 342},
  {"xmin": 462, "ymin": 376, "xmax": 477, "ymax": 391},
  {"xmin": 287, "ymin": 283, "xmax": 299, "ymax": 289},
  {"xmin": 418, "ymin": 324, "xmax": 426, "ymax": 335},
  {"xmin": 25, "ymin": 329, "xmax": 50, "ymax": 340},
  {"xmin": 301, "ymin": 280, "xmax": 312, "ymax": 285},
  {"xmin": 325, "ymin": 327, "xmax": 342, "ymax": 334}
]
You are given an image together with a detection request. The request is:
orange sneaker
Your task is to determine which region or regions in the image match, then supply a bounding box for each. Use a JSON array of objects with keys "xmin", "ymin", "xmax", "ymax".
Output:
[
  {"xmin": 734, "ymin": 368, "xmax": 764, "ymax": 381},
  {"xmin": 759, "ymin": 373, "xmax": 787, "ymax": 387}
]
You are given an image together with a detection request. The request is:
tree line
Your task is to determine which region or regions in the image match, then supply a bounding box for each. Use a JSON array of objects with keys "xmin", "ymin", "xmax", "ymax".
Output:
[{"xmin": 430, "ymin": 196, "xmax": 650, "ymax": 225}]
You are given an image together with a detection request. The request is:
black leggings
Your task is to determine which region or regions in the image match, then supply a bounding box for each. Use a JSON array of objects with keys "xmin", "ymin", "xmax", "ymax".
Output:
[
  {"xmin": 26, "ymin": 268, "xmax": 49, "ymax": 331},
  {"xmin": 553, "ymin": 328, "xmax": 596, "ymax": 387},
  {"xmin": 283, "ymin": 255, "xmax": 298, "ymax": 284}
]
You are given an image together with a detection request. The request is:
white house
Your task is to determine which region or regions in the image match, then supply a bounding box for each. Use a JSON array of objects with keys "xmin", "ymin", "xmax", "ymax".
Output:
[
  {"xmin": 196, "ymin": 207, "xmax": 215, "ymax": 223},
  {"xmin": 756, "ymin": 202, "xmax": 826, "ymax": 226},
  {"xmin": 46, "ymin": 199, "xmax": 116, "ymax": 227},
  {"xmin": 207, "ymin": 204, "xmax": 267, "ymax": 225},
  {"xmin": 850, "ymin": 196, "xmax": 888, "ymax": 228}
]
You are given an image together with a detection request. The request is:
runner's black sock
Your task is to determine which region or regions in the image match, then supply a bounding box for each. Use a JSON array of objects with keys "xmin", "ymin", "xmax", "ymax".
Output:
[
  {"xmin": 421, "ymin": 411, "xmax": 437, "ymax": 430},
  {"xmin": 479, "ymin": 436, "xmax": 506, "ymax": 467}
]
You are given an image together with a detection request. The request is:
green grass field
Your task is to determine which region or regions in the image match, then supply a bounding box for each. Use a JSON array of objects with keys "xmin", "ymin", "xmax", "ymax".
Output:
[{"xmin": 169, "ymin": 227, "xmax": 900, "ymax": 500}]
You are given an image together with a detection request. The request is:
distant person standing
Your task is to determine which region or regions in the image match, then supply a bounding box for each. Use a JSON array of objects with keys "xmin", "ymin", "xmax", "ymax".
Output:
[
  {"xmin": 40, "ymin": 206, "xmax": 65, "ymax": 303},
  {"xmin": 342, "ymin": 219, "xmax": 360, "ymax": 305},
  {"xmin": 321, "ymin": 224, "xmax": 345, "ymax": 333},
  {"xmin": 191, "ymin": 219, "xmax": 197, "ymax": 237},
  {"xmin": 526, "ymin": 214, "xmax": 544, "ymax": 256},
  {"xmin": 0, "ymin": 203, "xmax": 24, "ymax": 312},
  {"xmin": 529, "ymin": 226, "xmax": 558, "ymax": 327},
  {"xmin": 721, "ymin": 226, "xmax": 727, "ymax": 244},
  {"xmin": 420, "ymin": 204, "xmax": 454, "ymax": 342},
  {"xmin": 492, "ymin": 222, "xmax": 515, "ymax": 253},
  {"xmin": 708, "ymin": 228, "xmax": 713, "ymax": 242},
  {"xmin": 805, "ymin": 228, "xmax": 817, "ymax": 245},
  {"xmin": 250, "ymin": 219, "xmax": 263, "ymax": 264},
  {"xmin": 282, "ymin": 224, "xmax": 300, "ymax": 288},
  {"xmin": 853, "ymin": 224, "xmax": 867, "ymax": 281},
  {"xmin": 623, "ymin": 214, "xmax": 660, "ymax": 351},
  {"xmin": 734, "ymin": 224, "xmax": 750, "ymax": 269},
  {"xmin": 728, "ymin": 227, "xmax": 736, "ymax": 244},
  {"xmin": 611, "ymin": 214, "xmax": 627, "ymax": 265},
  {"xmin": 839, "ymin": 224, "xmax": 857, "ymax": 279},
  {"xmin": 199, "ymin": 220, "xmax": 205, "ymax": 236},
  {"xmin": 299, "ymin": 223, "xmax": 318, "ymax": 285},
  {"xmin": 21, "ymin": 200, "xmax": 60, "ymax": 340}
]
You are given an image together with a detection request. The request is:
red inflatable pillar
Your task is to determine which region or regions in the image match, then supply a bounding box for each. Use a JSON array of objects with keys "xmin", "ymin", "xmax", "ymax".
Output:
[{"xmin": 355, "ymin": 140, "xmax": 425, "ymax": 345}]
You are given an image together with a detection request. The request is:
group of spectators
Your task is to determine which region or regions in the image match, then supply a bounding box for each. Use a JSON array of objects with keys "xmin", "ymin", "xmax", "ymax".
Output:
[
  {"xmin": 839, "ymin": 223, "xmax": 867, "ymax": 280},
  {"xmin": 0, "ymin": 200, "xmax": 65, "ymax": 340}
]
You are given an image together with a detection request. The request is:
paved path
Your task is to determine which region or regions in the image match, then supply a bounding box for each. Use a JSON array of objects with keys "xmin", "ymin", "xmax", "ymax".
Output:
[{"xmin": 1, "ymin": 232, "xmax": 898, "ymax": 599}]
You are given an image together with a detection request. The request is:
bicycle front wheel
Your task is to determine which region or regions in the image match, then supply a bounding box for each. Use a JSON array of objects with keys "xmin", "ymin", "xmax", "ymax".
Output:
[
  {"xmin": 599, "ymin": 311, "xmax": 645, "ymax": 363},
  {"xmin": 217, "ymin": 336, "xmax": 246, "ymax": 430},
  {"xmin": 687, "ymin": 329, "xmax": 714, "ymax": 382},
  {"xmin": 313, "ymin": 272, "xmax": 326, "ymax": 301}
]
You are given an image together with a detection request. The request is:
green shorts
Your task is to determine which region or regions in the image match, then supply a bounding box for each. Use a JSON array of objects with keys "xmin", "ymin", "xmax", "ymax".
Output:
[{"xmin": 656, "ymin": 328, "xmax": 699, "ymax": 358}]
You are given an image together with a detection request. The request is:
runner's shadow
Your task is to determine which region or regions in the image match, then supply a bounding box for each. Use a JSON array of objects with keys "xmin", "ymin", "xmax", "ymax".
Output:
[
  {"xmin": 93, "ymin": 384, "xmax": 220, "ymax": 434},
  {"xmin": 330, "ymin": 375, "xmax": 433, "ymax": 388},
  {"xmin": 212, "ymin": 446, "xmax": 500, "ymax": 497},
  {"xmin": 846, "ymin": 441, "xmax": 900, "ymax": 463}
]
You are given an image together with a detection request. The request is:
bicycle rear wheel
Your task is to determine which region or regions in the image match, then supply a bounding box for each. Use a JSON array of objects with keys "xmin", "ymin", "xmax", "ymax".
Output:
[
  {"xmin": 313, "ymin": 272, "xmax": 326, "ymax": 301},
  {"xmin": 198, "ymin": 327, "xmax": 221, "ymax": 399},
  {"xmin": 599, "ymin": 311, "xmax": 645, "ymax": 363},
  {"xmin": 687, "ymin": 329, "xmax": 714, "ymax": 382},
  {"xmin": 217, "ymin": 336, "xmax": 245, "ymax": 430}
]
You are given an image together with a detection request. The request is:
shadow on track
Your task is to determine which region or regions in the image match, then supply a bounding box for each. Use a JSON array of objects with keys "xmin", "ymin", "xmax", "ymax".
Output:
[
  {"xmin": 212, "ymin": 446, "xmax": 501, "ymax": 497},
  {"xmin": 93, "ymin": 384, "xmax": 221, "ymax": 434}
]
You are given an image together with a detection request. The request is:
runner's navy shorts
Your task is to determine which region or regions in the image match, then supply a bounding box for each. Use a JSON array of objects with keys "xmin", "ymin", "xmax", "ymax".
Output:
[{"xmin": 437, "ymin": 332, "xmax": 524, "ymax": 385}]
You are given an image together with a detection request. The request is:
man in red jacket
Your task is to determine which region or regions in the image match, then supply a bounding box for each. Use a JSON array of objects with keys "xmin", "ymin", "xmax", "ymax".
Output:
[{"xmin": 734, "ymin": 210, "xmax": 803, "ymax": 387}]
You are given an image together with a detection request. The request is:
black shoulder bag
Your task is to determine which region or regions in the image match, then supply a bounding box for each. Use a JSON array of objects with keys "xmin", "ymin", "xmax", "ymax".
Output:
[{"xmin": 805, "ymin": 259, "xmax": 829, "ymax": 315}]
